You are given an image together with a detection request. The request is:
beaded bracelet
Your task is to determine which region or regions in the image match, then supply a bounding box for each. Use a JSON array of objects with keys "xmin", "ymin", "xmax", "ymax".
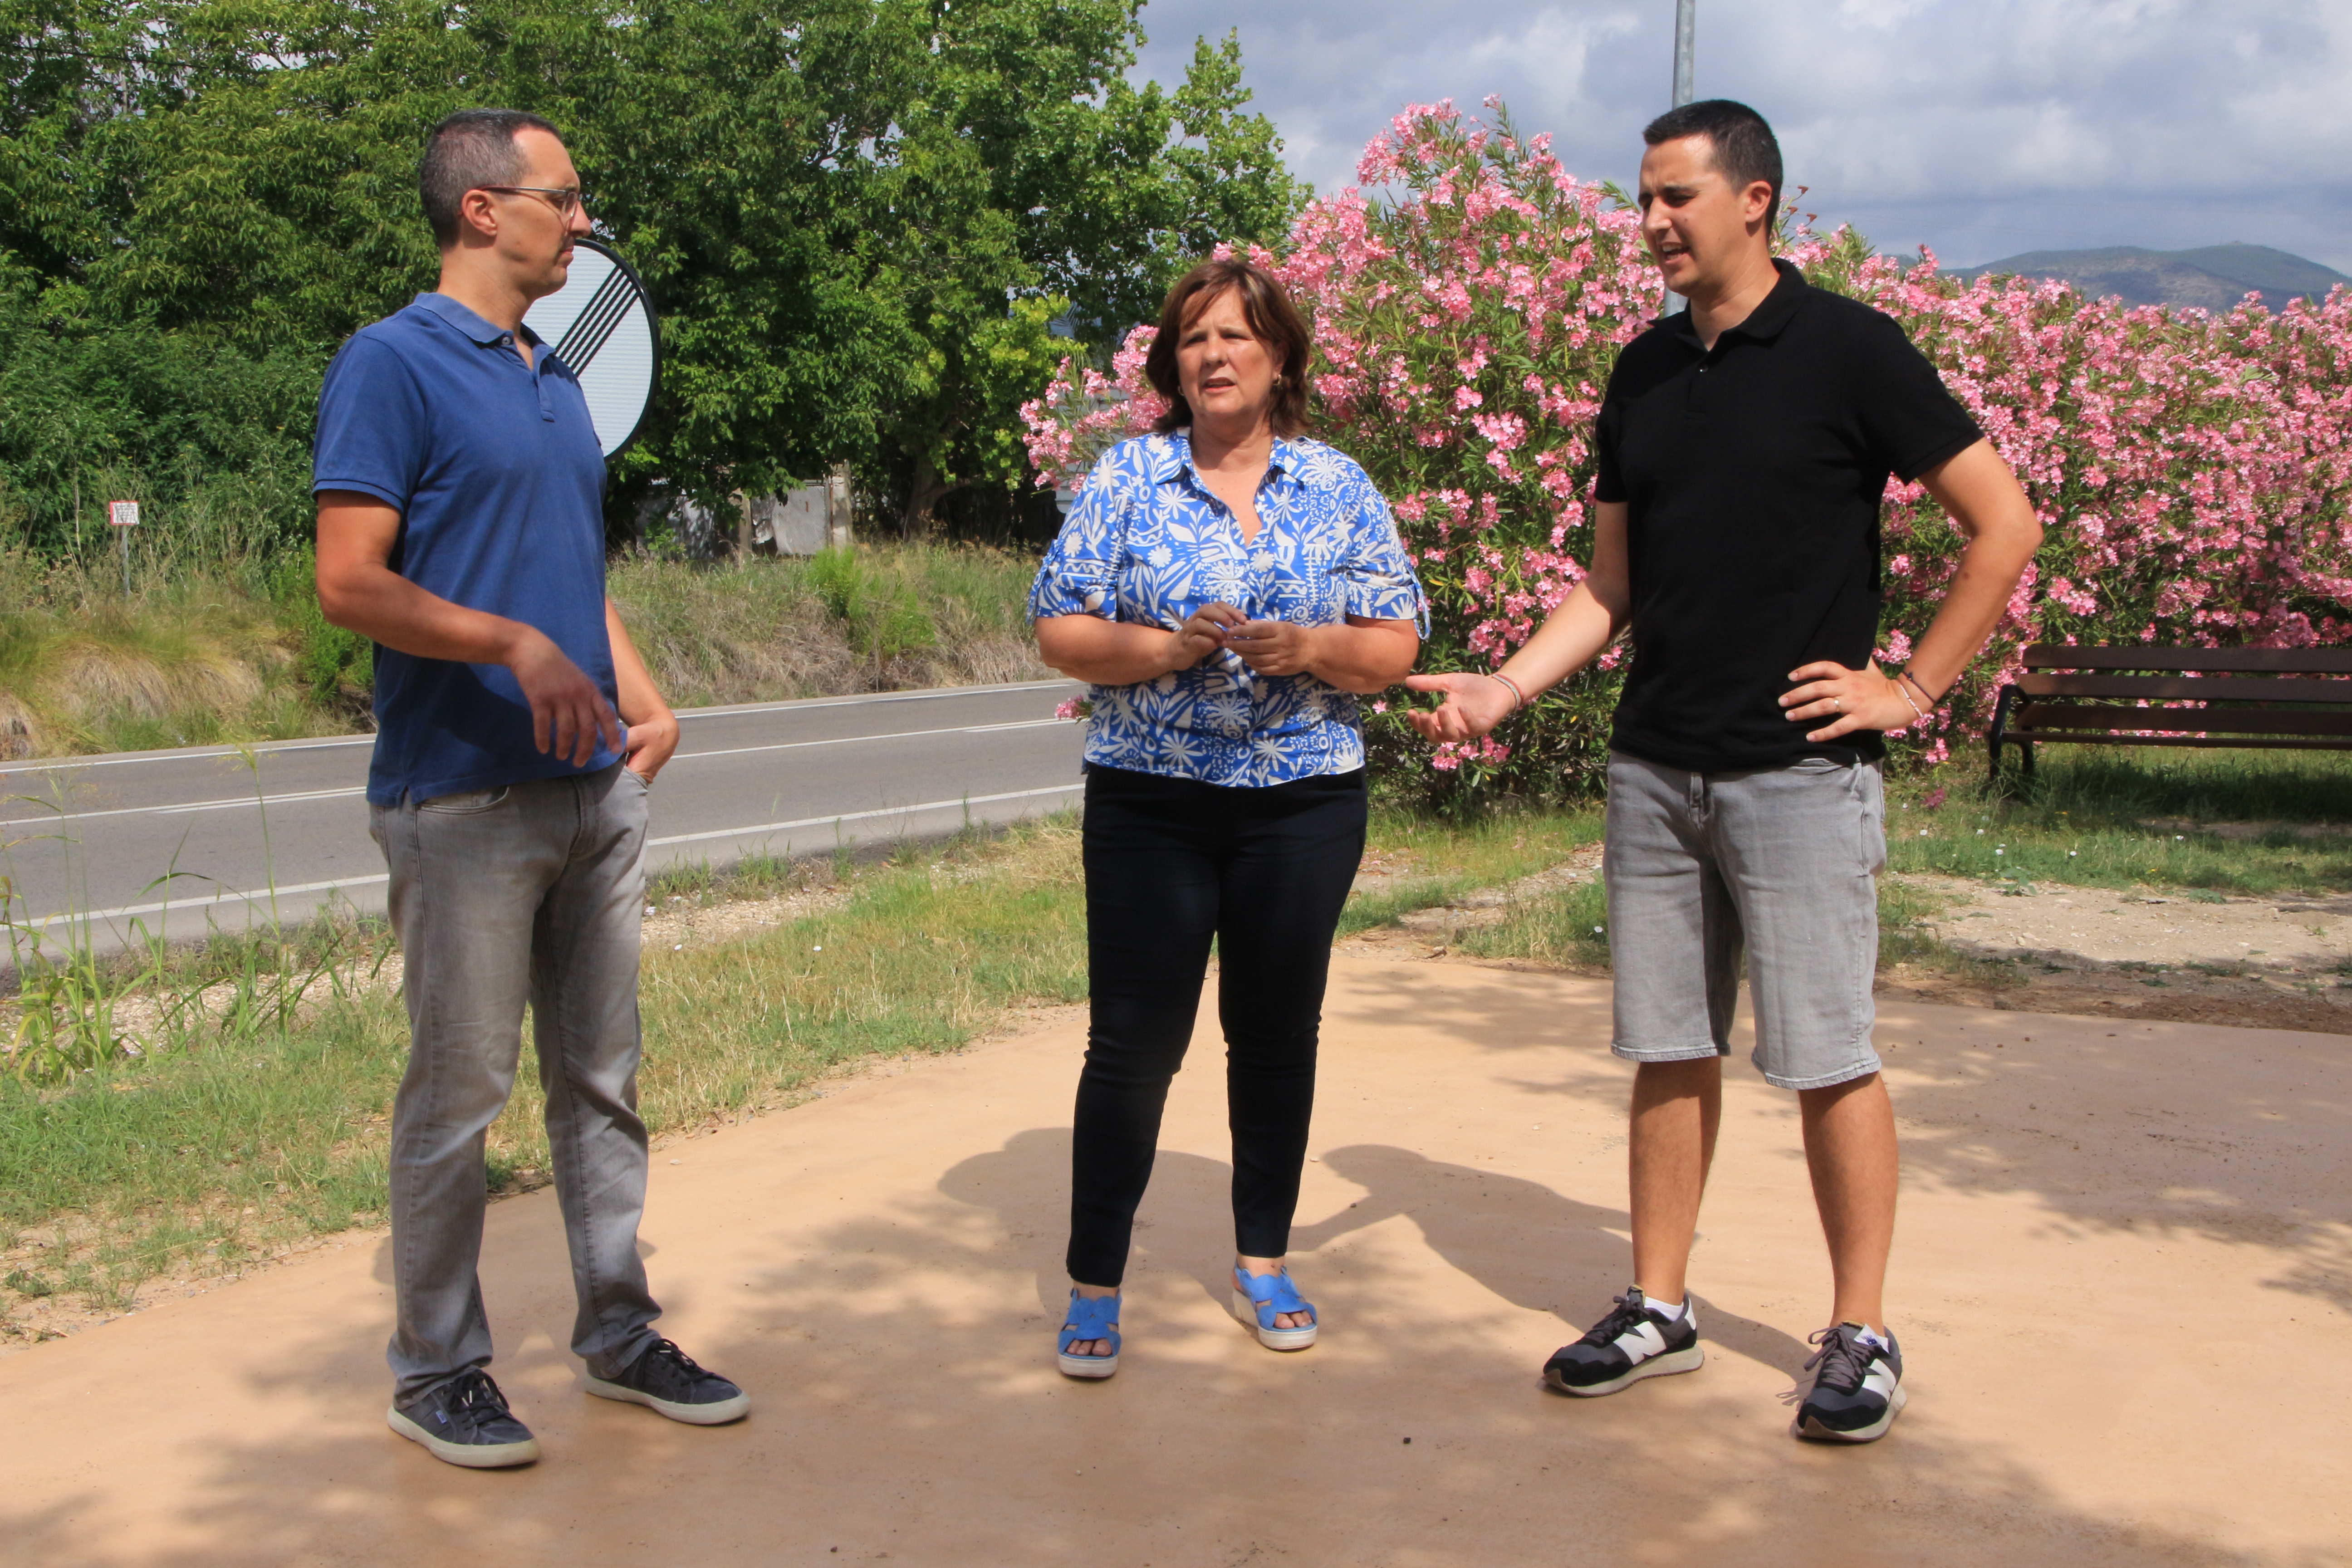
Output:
[{"xmin": 1900, "ymin": 669, "xmax": 1944, "ymax": 707}]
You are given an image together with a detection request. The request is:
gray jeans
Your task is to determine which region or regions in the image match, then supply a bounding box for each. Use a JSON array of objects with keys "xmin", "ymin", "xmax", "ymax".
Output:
[
  {"xmin": 1604, "ymin": 750, "xmax": 1886, "ymax": 1091},
  {"xmin": 370, "ymin": 762, "xmax": 661, "ymax": 1401}
]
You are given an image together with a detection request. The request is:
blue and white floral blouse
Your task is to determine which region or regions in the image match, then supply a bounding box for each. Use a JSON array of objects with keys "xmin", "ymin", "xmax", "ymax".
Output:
[{"xmin": 1028, "ymin": 431, "xmax": 1428, "ymax": 788}]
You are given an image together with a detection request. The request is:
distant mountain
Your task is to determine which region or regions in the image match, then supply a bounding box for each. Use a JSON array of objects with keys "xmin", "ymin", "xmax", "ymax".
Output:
[{"xmin": 1946, "ymin": 242, "xmax": 2349, "ymax": 311}]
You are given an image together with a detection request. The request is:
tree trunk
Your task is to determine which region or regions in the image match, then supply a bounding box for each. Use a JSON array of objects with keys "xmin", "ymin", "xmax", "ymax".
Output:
[{"xmin": 898, "ymin": 456, "xmax": 961, "ymax": 539}]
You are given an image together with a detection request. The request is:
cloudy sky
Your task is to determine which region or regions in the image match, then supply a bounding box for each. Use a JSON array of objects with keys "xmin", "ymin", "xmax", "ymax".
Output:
[{"xmin": 1130, "ymin": 0, "xmax": 2352, "ymax": 273}]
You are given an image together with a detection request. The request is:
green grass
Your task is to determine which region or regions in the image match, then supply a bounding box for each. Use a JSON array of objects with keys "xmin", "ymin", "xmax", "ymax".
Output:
[
  {"xmin": 0, "ymin": 993, "xmax": 410, "ymax": 1310},
  {"xmin": 1456, "ymin": 875, "xmax": 1614, "ymax": 968},
  {"xmin": 1339, "ymin": 803, "xmax": 1605, "ymax": 936},
  {"xmin": 1890, "ymin": 746, "xmax": 2352, "ymax": 895},
  {"xmin": 0, "ymin": 818, "xmax": 1088, "ymax": 1319}
]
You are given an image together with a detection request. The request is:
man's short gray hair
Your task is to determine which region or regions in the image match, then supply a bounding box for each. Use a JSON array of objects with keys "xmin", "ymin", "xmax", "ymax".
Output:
[{"xmin": 419, "ymin": 108, "xmax": 561, "ymax": 247}]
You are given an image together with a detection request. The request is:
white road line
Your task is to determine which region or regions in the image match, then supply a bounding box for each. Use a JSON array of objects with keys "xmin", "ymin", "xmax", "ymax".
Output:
[
  {"xmin": 667, "ymin": 679, "xmax": 1072, "ymax": 721},
  {"xmin": 0, "ymin": 718, "xmax": 1072, "ymax": 828},
  {"xmin": 15, "ymin": 872, "xmax": 393, "ymax": 929},
  {"xmin": 647, "ymin": 783, "xmax": 1082, "ymax": 848},
  {"xmin": 0, "ymin": 785, "xmax": 369, "ymax": 829},
  {"xmin": 0, "ymin": 680, "xmax": 1076, "ymax": 775},
  {"xmin": 653, "ymin": 716, "xmax": 1063, "ymax": 767},
  {"xmin": 11, "ymin": 783, "xmax": 1083, "ymax": 929}
]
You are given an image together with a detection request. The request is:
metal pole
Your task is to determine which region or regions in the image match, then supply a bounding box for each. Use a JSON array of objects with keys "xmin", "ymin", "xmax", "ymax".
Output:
[
  {"xmin": 1673, "ymin": 0, "xmax": 1696, "ymax": 106},
  {"xmin": 1662, "ymin": 0, "xmax": 1698, "ymax": 314},
  {"xmin": 119, "ymin": 519, "xmax": 130, "ymax": 597}
]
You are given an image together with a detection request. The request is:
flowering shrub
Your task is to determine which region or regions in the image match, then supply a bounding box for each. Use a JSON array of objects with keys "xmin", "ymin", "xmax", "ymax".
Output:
[{"xmin": 1021, "ymin": 99, "xmax": 2352, "ymax": 801}]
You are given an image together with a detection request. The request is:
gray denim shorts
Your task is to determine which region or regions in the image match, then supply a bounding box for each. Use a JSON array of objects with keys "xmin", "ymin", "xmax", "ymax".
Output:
[{"xmin": 1604, "ymin": 750, "xmax": 1886, "ymax": 1091}]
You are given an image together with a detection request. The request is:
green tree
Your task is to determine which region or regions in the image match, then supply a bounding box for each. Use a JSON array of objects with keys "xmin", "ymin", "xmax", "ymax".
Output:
[{"xmin": 0, "ymin": 0, "xmax": 1305, "ymax": 551}]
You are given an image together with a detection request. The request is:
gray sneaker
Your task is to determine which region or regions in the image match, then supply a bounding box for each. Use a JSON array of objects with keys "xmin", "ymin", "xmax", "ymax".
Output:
[
  {"xmin": 387, "ymin": 1370, "xmax": 542, "ymax": 1468},
  {"xmin": 1544, "ymin": 1288, "xmax": 1704, "ymax": 1396},
  {"xmin": 1795, "ymin": 1323, "xmax": 1906, "ymax": 1442},
  {"xmin": 587, "ymin": 1338, "xmax": 750, "ymax": 1425}
]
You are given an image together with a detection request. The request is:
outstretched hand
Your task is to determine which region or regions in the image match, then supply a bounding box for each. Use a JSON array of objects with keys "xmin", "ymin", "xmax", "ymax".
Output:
[
  {"xmin": 1780, "ymin": 661, "xmax": 1921, "ymax": 741},
  {"xmin": 1404, "ymin": 671, "xmax": 1517, "ymax": 745}
]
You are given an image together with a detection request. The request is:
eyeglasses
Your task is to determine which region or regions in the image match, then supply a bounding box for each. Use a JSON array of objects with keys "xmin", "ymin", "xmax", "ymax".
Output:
[{"xmin": 478, "ymin": 185, "xmax": 591, "ymax": 218}]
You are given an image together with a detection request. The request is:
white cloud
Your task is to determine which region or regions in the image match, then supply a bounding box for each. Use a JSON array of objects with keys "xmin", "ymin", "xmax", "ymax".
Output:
[{"xmin": 1134, "ymin": 0, "xmax": 2352, "ymax": 270}]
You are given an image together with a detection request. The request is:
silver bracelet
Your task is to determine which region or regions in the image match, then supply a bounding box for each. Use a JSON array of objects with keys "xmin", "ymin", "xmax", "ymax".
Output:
[
  {"xmin": 1488, "ymin": 671, "xmax": 1528, "ymax": 712},
  {"xmin": 1892, "ymin": 676, "xmax": 1926, "ymax": 725}
]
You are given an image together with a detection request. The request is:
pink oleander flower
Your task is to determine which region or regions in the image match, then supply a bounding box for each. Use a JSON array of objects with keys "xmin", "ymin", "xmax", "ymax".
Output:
[{"xmin": 1012, "ymin": 94, "xmax": 2352, "ymax": 804}]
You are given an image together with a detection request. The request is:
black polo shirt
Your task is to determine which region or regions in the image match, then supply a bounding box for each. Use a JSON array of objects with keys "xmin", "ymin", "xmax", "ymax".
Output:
[{"xmin": 1594, "ymin": 259, "xmax": 1981, "ymax": 773}]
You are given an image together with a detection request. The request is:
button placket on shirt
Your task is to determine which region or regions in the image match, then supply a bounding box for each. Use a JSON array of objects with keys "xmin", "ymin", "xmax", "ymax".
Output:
[
  {"xmin": 500, "ymin": 330, "xmax": 558, "ymax": 423},
  {"xmin": 1239, "ymin": 467, "xmax": 1298, "ymax": 729}
]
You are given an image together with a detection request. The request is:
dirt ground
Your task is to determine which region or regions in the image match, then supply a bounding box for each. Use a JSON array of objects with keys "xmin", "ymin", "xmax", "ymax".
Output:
[
  {"xmin": 1, "ymin": 954, "xmax": 2346, "ymax": 1567},
  {"xmin": 1883, "ymin": 872, "xmax": 2352, "ymax": 1033}
]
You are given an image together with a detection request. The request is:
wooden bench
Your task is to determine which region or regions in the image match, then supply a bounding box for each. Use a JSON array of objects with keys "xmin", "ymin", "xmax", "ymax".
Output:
[{"xmin": 1987, "ymin": 644, "xmax": 2352, "ymax": 776}]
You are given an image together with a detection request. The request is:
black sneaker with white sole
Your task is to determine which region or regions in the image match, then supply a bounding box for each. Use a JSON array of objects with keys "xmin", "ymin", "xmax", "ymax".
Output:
[
  {"xmin": 1795, "ymin": 1322, "xmax": 1906, "ymax": 1442},
  {"xmin": 586, "ymin": 1338, "xmax": 750, "ymax": 1425},
  {"xmin": 1544, "ymin": 1288, "xmax": 1704, "ymax": 1396},
  {"xmin": 387, "ymin": 1369, "xmax": 542, "ymax": 1468}
]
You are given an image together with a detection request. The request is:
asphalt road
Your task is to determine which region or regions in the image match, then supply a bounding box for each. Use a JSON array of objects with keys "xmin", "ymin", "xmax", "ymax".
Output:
[{"xmin": 0, "ymin": 679, "xmax": 1084, "ymax": 952}]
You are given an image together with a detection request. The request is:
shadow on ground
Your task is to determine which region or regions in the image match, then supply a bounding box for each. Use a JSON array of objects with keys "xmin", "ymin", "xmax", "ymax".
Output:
[
  {"xmin": 3, "ymin": 961, "xmax": 2346, "ymax": 1566},
  {"xmin": 5, "ymin": 1145, "xmax": 2327, "ymax": 1564},
  {"xmin": 1331, "ymin": 961, "xmax": 2352, "ymax": 1316}
]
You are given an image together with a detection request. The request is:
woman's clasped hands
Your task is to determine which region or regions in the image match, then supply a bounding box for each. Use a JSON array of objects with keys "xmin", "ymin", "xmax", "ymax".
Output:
[{"xmin": 1165, "ymin": 601, "xmax": 1323, "ymax": 678}]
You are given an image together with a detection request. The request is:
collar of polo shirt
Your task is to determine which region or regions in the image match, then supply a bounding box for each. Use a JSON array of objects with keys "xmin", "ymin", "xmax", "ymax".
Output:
[
  {"xmin": 412, "ymin": 291, "xmax": 546, "ymax": 352},
  {"xmin": 1663, "ymin": 258, "xmax": 1809, "ymax": 349}
]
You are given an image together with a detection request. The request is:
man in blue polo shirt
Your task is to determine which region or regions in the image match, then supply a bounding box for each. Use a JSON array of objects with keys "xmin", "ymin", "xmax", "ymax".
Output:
[
  {"xmin": 315, "ymin": 108, "xmax": 747, "ymax": 1468},
  {"xmin": 1410, "ymin": 101, "xmax": 2042, "ymax": 1444}
]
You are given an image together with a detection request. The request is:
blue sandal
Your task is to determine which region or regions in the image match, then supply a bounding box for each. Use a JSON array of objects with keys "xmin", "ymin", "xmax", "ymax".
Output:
[
  {"xmin": 1231, "ymin": 1265, "xmax": 1318, "ymax": 1352},
  {"xmin": 1057, "ymin": 1289, "xmax": 1121, "ymax": 1379}
]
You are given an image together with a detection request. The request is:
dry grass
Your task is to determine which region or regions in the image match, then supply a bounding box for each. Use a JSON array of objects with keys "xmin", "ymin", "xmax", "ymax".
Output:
[
  {"xmin": 604, "ymin": 544, "xmax": 1050, "ymax": 707},
  {"xmin": 0, "ymin": 543, "xmax": 1049, "ymax": 762},
  {"xmin": 0, "ymin": 557, "xmax": 316, "ymax": 757},
  {"xmin": 606, "ymin": 556, "xmax": 860, "ymax": 708}
]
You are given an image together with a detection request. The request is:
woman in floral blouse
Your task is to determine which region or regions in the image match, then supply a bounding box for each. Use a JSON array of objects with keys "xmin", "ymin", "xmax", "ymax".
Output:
[{"xmin": 1029, "ymin": 257, "xmax": 1427, "ymax": 1377}]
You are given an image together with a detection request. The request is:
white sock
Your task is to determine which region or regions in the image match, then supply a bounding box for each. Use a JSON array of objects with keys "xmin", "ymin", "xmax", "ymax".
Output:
[
  {"xmin": 1642, "ymin": 1291, "xmax": 1688, "ymax": 1322},
  {"xmin": 1854, "ymin": 1323, "xmax": 1892, "ymax": 1351}
]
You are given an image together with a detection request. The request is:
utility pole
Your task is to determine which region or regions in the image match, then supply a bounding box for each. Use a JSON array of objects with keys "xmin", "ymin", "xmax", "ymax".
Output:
[
  {"xmin": 1663, "ymin": 0, "xmax": 1697, "ymax": 313},
  {"xmin": 1673, "ymin": 0, "xmax": 1696, "ymax": 107}
]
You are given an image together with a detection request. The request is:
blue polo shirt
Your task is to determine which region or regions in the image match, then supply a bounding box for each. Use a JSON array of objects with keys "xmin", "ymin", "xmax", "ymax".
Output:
[{"xmin": 314, "ymin": 293, "xmax": 621, "ymax": 806}]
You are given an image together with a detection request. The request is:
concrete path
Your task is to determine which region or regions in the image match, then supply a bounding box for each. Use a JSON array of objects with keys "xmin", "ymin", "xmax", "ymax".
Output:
[{"xmin": 2, "ymin": 957, "xmax": 2346, "ymax": 1566}]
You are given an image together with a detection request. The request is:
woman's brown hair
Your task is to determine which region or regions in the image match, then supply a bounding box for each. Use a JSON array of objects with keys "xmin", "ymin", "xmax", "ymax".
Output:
[{"xmin": 1145, "ymin": 257, "xmax": 1313, "ymax": 437}]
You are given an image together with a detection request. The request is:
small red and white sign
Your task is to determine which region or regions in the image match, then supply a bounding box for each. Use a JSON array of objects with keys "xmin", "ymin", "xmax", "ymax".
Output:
[{"xmin": 107, "ymin": 500, "xmax": 140, "ymax": 528}]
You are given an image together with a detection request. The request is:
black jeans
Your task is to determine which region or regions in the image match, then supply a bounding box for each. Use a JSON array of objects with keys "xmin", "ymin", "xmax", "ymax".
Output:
[{"xmin": 1067, "ymin": 764, "xmax": 1369, "ymax": 1288}]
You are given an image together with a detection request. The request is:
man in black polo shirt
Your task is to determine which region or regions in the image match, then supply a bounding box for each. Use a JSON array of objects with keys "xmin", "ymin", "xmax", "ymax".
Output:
[{"xmin": 1409, "ymin": 100, "xmax": 2040, "ymax": 1443}]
